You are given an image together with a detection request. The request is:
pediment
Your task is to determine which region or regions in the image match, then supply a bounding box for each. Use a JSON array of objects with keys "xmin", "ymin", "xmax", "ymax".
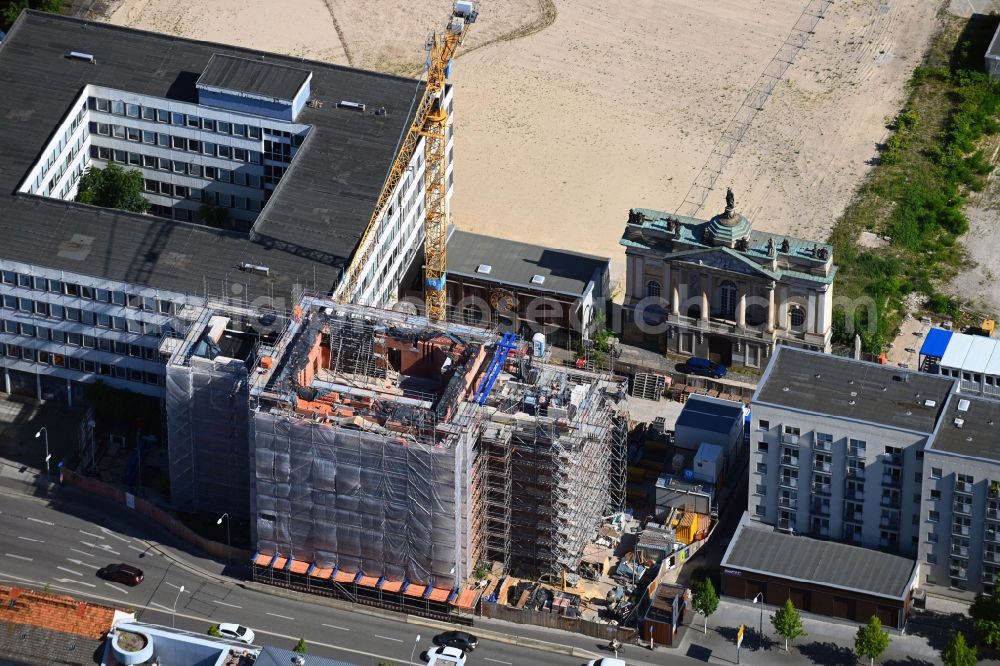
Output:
[{"xmin": 669, "ymin": 248, "xmax": 776, "ymax": 279}]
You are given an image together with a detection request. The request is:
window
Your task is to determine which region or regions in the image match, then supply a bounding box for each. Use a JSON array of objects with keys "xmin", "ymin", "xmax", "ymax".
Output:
[
  {"xmin": 247, "ymin": 125, "xmax": 261, "ymax": 139},
  {"xmin": 95, "ymin": 98, "xmax": 110, "ymax": 112},
  {"xmin": 645, "ymin": 280, "xmax": 661, "ymax": 299},
  {"xmin": 96, "ymin": 123, "xmax": 110, "ymax": 136},
  {"xmin": 931, "ymin": 467, "xmax": 943, "ymax": 479},
  {"xmin": 187, "ymin": 139, "xmax": 201, "ymax": 153},
  {"xmin": 126, "ymin": 103, "xmax": 140, "ymax": 118},
  {"xmin": 757, "ymin": 441, "xmax": 768, "ymax": 452},
  {"xmin": 112, "ymin": 125, "xmax": 126, "ymax": 139},
  {"xmin": 754, "ymin": 504, "xmax": 766, "ymax": 517},
  {"xmin": 234, "ymin": 148, "xmax": 248, "ymax": 162},
  {"xmin": 218, "ymin": 121, "xmax": 231, "ymax": 134},
  {"xmin": 156, "ymin": 109, "xmax": 169, "ymax": 123},
  {"xmin": 141, "ymin": 106, "xmax": 156, "ymax": 121},
  {"xmin": 719, "ymin": 280, "xmax": 737, "ymax": 320},
  {"xmin": 172, "ymin": 161, "xmax": 186, "ymax": 174},
  {"xmin": 930, "ymin": 489, "xmax": 941, "ymax": 500},
  {"xmin": 157, "ymin": 134, "xmax": 169, "ymax": 148},
  {"xmin": 170, "ymin": 112, "xmax": 185, "ymax": 126},
  {"xmin": 171, "ymin": 136, "xmax": 185, "ymax": 150},
  {"xmin": 929, "ymin": 510, "xmax": 939, "ymax": 522},
  {"xmin": 186, "ymin": 114, "xmax": 200, "ymax": 128},
  {"xmin": 112, "ymin": 100, "xmax": 125, "ymax": 115},
  {"xmin": 790, "ymin": 306, "xmax": 806, "ymax": 329},
  {"xmin": 755, "ymin": 484, "xmax": 766, "ymax": 496},
  {"xmin": 202, "ymin": 118, "xmax": 216, "ymax": 132},
  {"xmin": 218, "ymin": 145, "xmax": 232, "ymax": 159}
]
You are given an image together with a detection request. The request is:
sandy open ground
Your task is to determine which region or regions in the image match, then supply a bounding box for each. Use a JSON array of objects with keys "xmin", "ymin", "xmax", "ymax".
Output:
[{"xmin": 103, "ymin": 0, "xmax": 943, "ymax": 288}]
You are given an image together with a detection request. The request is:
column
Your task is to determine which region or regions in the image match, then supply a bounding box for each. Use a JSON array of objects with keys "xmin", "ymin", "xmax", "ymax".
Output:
[
  {"xmin": 634, "ymin": 256, "xmax": 645, "ymax": 299},
  {"xmin": 3, "ymin": 367, "xmax": 9, "ymax": 394},
  {"xmin": 767, "ymin": 286, "xmax": 775, "ymax": 333},
  {"xmin": 737, "ymin": 290, "xmax": 746, "ymax": 328},
  {"xmin": 701, "ymin": 289, "xmax": 709, "ymax": 322},
  {"xmin": 35, "ymin": 372, "xmax": 41, "ymax": 401},
  {"xmin": 671, "ymin": 281, "xmax": 680, "ymax": 316},
  {"xmin": 662, "ymin": 263, "xmax": 671, "ymax": 308},
  {"xmin": 778, "ymin": 285, "xmax": 789, "ymax": 329}
]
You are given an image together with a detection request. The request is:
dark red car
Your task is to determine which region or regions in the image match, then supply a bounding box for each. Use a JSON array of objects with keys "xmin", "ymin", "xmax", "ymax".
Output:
[{"xmin": 97, "ymin": 563, "xmax": 144, "ymax": 586}]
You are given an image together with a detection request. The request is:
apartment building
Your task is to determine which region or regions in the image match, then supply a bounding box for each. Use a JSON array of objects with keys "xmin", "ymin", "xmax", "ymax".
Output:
[
  {"xmin": 0, "ymin": 12, "xmax": 454, "ymax": 400},
  {"xmin": 919, "ymin": 393, "xmax": 1000, "ymax": 596},
  {"xmin": 750, "ymin": 347, "xmax": 955, "ymax": 557}
]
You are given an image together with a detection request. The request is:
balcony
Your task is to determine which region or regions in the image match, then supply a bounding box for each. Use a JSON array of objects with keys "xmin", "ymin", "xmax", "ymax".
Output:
[
  {"xmin": 815, "ymin": 440, "xmax": 832, "ymax": 453},
  {"xmin": 881, "ymin": 496, "xmax": 901, "ymax": 509},
  {"xmin": 955, "ymin": 481, "xmax": 974, "ymax": 495},
  {"xmin": 986, "ymin": 530, "xmax": 1000, "ymax": 544},
  {"xmin": 848, "ymin": 447, "xmax": 866, "ymax": 458},
  {"xmin": 779, "ymin": 477, "xmax": 799, "ymax": 490},
  {"xmin": 987, "ymin": 551, "xmax": 1000, "ymax": 564},
  {"xmin": 811, "ymin": 504, "xmax": 831, "ymax": 516},
  {"xmin": 953, "ymin": 524, "xmax": 972, "ymax": 537},
  {"xmin": 813, "ymin": 460, "xmax": 832, "ymax": 473},
  {"xmin": 880, "ymin": 517, "xmax": 900, "ymax": 530},
  {"xmin": 845, "ymin": 511, "xmax": 864, "ymax": 523},
  {"xmin": 988, "ymin": 507, "xmax": 1000, "ymax": 522},
  {"xmin": 882, "ymin": 453, "xmax": 903, "ymax": 467},
  {"xmin": 846, "ymin": 488, "xmax": 865, "ymax": 501},
  {"xmin": 781, "ymin": 434, "xmax": 800, "ymax": 446},
  {"xmin": 984, "ymin": 572, "xmax": 996, "ymax": 585},
  {"xmin": 882, "ymin": 474, "xmax": 902, "ymax": 488},
  {"xmin": 812, "ymin": 482, "xmax": 832, "ymax": 495},
  {"xmin": 951, "ymin": 568, "xmax": 969, "ymax": 581},
  {"xmin": 778, "ymin": 518, "xmax": 793, "ymax": 530},
  {"xmin": 954, "ymin": 503, "xmax": 973, "ymax": 516},
  {"xmin": 951, "ymin": 545, "xmax": 970, "ymax": 558},
  {"xmin": 778, "ymin": 497, "xmax": 798, "ymax": 509},
  {"xmin": 781, "ymin": 455, "xmax": 800, "ymax": 467},
  {"xmin": 847, "ymin": 467, "xmax": 866, "ymax": 479}
]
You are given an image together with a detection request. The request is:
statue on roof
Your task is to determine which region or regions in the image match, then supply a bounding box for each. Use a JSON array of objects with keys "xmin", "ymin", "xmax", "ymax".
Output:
[
  {"xmin": 780, "ymin": 238, "xmax": 790, "ymax": 253},
  {"xmin": 726, "ymin": 187, "xmax": 735, "ymax": 212},
  {"xmin": 767, "ymin": 237, "xmax": 775, "ymax": 257}
]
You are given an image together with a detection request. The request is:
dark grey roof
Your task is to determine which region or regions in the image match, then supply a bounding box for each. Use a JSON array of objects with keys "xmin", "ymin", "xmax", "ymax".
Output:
[
  {"xmin": 755, "ymin": 347, "xmax": 955, "ymax": 433},
  {"xmin": 0, "ymin": 623, "xmax": 102, "ymax": 666},
  {"xmin": 721, "ymin": 515, "xmax": 917, "ymax": 600},
  {"xmin": 0, "ymin": 12, "xmax": 424, "ymax": 302},
  {"xmin": 256, "ymin": 646, "xmax": 359, "ymax": 666},
  {"xmin": 197, "ymin": 54, "xmax": 310, "ymax": 101},
  {"xmin": 930, "ymin": 393, "xmax": 1000, "ymax": 461},
  {"xmin": 675, "ymin": 395, "xmax": 743, "ymax": 434},
  {"xmin": 447, "ymin": 229, "xmax": 609, "ymax": 297}
]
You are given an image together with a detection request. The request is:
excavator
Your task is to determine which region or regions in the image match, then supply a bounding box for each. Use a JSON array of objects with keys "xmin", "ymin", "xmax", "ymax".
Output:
[{"xmin": 338, "ymin": 1, "xmax": 479, "ymax": 322}]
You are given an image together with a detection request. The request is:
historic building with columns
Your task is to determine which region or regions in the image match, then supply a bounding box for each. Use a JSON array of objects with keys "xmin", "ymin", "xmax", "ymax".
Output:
[{"xmin": 618, "ymin": 190, "xmax": 836, "ymax": 369}]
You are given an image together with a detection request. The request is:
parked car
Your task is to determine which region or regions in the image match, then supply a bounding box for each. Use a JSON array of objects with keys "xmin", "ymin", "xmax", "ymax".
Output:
[
  {"xmin": 684, "ymin": 356, "xmax": 727, "ymax": 378},
  {"xmin": 96, "ymin": 563, "xmax": 143, "ymax": 586},
  {"xmin": 434, "ymin": 631, "xmax": 478, "ymax": 652},
  {"xmin": 585, "ymin": 659, "xmax": 626, "ymax": 666},
  {"xmin": 217, "ymin": 623, "xmax": 255, "ymax": 644},
  {"xmin": 425, "ymin": 645, "xmax": 466, "ymax": 665}
]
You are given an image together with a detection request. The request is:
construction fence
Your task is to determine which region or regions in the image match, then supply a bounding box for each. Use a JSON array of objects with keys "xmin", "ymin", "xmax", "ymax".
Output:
[{"xmin": 478, "ymin": 600, "xmax": 636, "ymax": 642}]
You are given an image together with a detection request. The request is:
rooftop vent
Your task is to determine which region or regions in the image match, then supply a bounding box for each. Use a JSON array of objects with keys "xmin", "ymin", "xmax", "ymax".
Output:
[
  {"xmin": 238, "ymin": 263, "xmax": 270, "ymax": 276},
  {"xmin": 476, "ymin": 264, "xmax": 492, "ymax": 275},
  {"xmin": 924, "ymin": 399, "xmax": 937, "ymax": 408},
  {"xmin": 338, "ymin": 100, "xmax": 366, "ymax": 112},
  {"xmin": 954, "ymin": 417, "xmax": 965, "ymax": 428},
  {"xmin": 66, "ymin": 51, "xmax": 96, "ymax": 64},
  {"xmin": 531, "ymin": 274, "xmax": 546, "ymax": 285},
  {"xmin": 958, "ymin": 399, "xmax": 971, "ymax": 412}
]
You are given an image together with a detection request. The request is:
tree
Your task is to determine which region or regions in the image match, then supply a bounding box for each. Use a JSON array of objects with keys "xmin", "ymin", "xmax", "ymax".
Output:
[
  {"xmin": 207, "ymin": 624, "xmax": 222, "ymax": 637},
  {"xmin": 293, "ymin": 638, "xmax": 307, "ymax": 654},
  {"xmin": 941, "ymin": 632, "xmax": 977, "ymax": 666},
  {"xmin": 854, "ymin": 616, "xmax": 890, "ymax": 666},
  {"xmin": 771, "ymin": 598, "xmax": 806, "ymax": 652},
  {"xmin": 75, "ymin": 163, "xmax": 150, "ymax": 214},
  {"xmin": 690, "ymin": 578, "xmax": 719, "ymax": 635},
  {"xmin": 971, "ymin": 587, "xmax": 1000, "ymax": 649}
]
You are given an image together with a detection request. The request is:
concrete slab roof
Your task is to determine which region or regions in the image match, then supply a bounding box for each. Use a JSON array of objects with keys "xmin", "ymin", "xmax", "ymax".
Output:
[
  {"xmin": 197, "ymin": 54, "xmax": 310, "ymax": 102},
  {"xmin": 930, "ymin": 393, "xmax": 1000, "ymax": 461}
]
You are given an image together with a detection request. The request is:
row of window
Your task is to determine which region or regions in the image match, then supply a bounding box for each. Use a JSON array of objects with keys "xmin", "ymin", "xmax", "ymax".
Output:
[
  {"xmin": 0, "ymin": 272, "xmax": 176, "ymax": 314},
  {"xmin": 0, "ymin": 317, "xmax": 158, "ymax": 357},
  {"xmin": 91, "ymin": 97, "xmax": 270, "ymax": 140},
  {"xmin": 939, "ymin": 366, "xmax": 1000, "ymax": 386},
  {"xmin": 140, "ymin": 177, "xmax": 262, "ymax": 213},
  {"xmin": 0, "ymin": 296, "xmax": 164, "ymax": 336},
  {"xmin": 93, "ymin": 125, "xmax": 265, "ymax": 164},
  {"xmin": 34, "ymin": 101, "xmax": 88, "ymax": 189},
  {"xmin": 2, "ymin": 343, "xmax": 163, "ymax": 385}
]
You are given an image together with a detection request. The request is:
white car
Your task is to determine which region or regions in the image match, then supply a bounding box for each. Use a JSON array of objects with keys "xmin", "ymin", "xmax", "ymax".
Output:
[
  {"xmin": 426, "ymin": 645, "xmax": 466, "ymax": 665},
  {"xmin": 217, "ymin": 623, "xmax": 256, "ymax": 644},
  {"xmin": 585, "ymin": 660, "xmax": 626, "ymax": 666}
]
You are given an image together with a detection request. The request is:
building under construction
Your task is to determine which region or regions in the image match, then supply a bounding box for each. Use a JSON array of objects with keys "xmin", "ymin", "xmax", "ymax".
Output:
[{"xmin": 165, "ymin": 297, "xmax": 629, "ymax": 609}]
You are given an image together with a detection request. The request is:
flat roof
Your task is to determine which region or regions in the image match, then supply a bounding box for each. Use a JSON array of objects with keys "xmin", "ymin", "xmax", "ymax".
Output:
[
  {"xmin": 755, "ymin": 347, "xmax": 954, "ymax": 433},
  {"xmin": 0, "ymin": 12, "xmax": 424, "ymax": 301},
  {"xmin": 920, "ymin": 327, "xmax": 952, "ymax": 359},
  {"xmin": 930, "ymin": 393, "xmax": 1000, "ymax": 461},
  {"xmin": 721, "ymin": 515, "xmax": 917, "ymax": 601},
  {"xmin": 938, "ymin": 331, "xmax": 1000, "ymax": 376},
  {"xmin": 197, "ymin": 53, "xmax": 310, "ymax": 102},
  {"xmin": 447, "ymin": 229, "xmax": 609, "ymax": 297},
  {"xmin": 675, "ymin": 395, "xmax": 743, "ymax": 434}
]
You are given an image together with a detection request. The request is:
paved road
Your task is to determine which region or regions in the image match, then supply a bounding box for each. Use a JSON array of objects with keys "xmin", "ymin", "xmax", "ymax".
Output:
[{"xmin": 0, "ymin": 482, "xmax": 699, "ymax": 666}]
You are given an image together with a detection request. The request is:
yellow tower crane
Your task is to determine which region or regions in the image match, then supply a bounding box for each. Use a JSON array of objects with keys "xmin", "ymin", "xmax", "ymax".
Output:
[{"xmin": 337, "ymin": 1, "xmax": 479, "ymax": 321}]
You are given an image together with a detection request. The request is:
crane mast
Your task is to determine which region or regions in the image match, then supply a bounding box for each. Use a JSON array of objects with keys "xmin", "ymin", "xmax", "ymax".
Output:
[{"xmin": 337, "ymin": 1, "xmax": 478, "ymax": 322}]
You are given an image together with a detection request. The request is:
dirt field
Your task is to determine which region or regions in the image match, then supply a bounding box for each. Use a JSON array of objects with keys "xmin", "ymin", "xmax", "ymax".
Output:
[{"xmin": 102, "ymin": 0, "xmax": 943, "ymax": 288}]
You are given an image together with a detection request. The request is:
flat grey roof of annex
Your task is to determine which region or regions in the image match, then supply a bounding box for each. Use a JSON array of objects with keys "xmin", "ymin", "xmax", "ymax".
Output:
[
  {"xmin": 0, "ymin": 12, "xmax": 424, "ymax": 302},
  {"xmin": 447, "ymin": 229, "xmax": 609, "ymax": 297},
  {"xmin": 721, "ymin": 515, "xmax": 917, "ymax": 600},
  {"xmin": 755, "ymin": 347, "xmax": 955, "ymax": 433},
  {"xmin": 197, "ymin": 54, "xmax": 310, "ymax": 102},
  {"xmin": 930, "ymin": 393, "xmax": 1000, "ymax": 461}
]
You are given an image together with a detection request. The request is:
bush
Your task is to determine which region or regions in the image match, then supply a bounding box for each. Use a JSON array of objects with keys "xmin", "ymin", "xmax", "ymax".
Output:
[{"xmin": 207, "ymin": 625, "xmax": 222, "ymax": 638}]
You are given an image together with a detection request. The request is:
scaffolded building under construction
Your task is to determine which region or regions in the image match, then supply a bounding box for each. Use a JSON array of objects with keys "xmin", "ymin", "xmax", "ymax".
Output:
[{"xmin": 167, "ymin": 296, "xmax": 627, "ymax": 600}]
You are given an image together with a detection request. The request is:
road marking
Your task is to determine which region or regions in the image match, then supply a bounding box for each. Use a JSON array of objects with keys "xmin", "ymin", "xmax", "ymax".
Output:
[
  {"xmin": 54, "ymin": 578, "xmax": 96, "ymax": 588},
  {"xmin": 98, "ymin": 546, "xmax": 121, "ymax": 556},
  {"xmin": 128, "ymin": 545, "xmax": 146, "ymax": 553},
  {"xmin": 150, "ymin": 602, "xmax": 172, "ymax": 611},
  {"xmin": 104, "ymin": 582, "xmax": 129, "ymax": 594},
  {"xmin": 79, "ymin": 530, "xmax": 104, "ymax": 539},
  {"xmin": 322, "ymin": 624, "xmax": 350, "ymax": 631},
  {"xmin": 70, "ymin": 548, "xmax": 96, "ymax": 558},
  {"xmin": 212, "ymin": 600, "xmax": 242, "ymax": 609},
  {"xmin": 373, "ymin": 635, "xmax": 402, "ymax": 642},
  {"xmin": 17, "ymin": 536, "xmax": 43, "ymax": 543},
  {"xmin": 56, "ymin": 566, "xmax": 82, "ymax": 577},
  {"xmin": 164, "ymin": 581, "xmax": 186, "ymax": 591},
  {"xmin": 5, "ymin": 553, "xmax": 32, "ymax": 561},
  {"xmin": 26, "ymin": 517, "xmax": 53, "ymax": 526},
  {"xmin": 100, "ymin": 527, "xmax": 130, "ymax": 543},
  {"xmin": 266, "ymin": 612, "xmax": 295, "ymax": 621},
  {"xmin": 484, "ymin": 659, "xmax": 512, "ymax": 665},
  {"xmin": 66, "ymin": 558, "xmax": 99, "ymax": 569}
]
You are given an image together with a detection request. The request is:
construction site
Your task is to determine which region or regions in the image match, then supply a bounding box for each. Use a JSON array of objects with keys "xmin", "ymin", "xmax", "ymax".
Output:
[{"xmin": 164, "ymin": 295, "xmax": 629, "ymax": 616}]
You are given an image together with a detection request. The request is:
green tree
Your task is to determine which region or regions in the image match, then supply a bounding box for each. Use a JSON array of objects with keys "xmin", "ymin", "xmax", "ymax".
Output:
[
  {"xmin": 690, "ymin": 578, "xmax": 719, "ymax": 635},
  {"xmin": 207, "ymin": 624, "xmax": 222, "ymax": 637},
  {"xmin": 971, "ymin": 587, "xmax": 1000, "ymax": 649},
  {"xmin": 293, "ymin": 638, "xmax": 307, "ymax": 654},
  {"xmin": 941, "ymin": 632, "xmax": 977, "ymax": 666},
  {"xmin": 75, "ymin": 163, "xmax": 150, "ymax": 214},
  {"xmin": 854, "ymin": 616, "xmax": 890, "ymax": 666},
  {"xmin": 771, "ymin": 598, "xmax": 806, "ymax": 652}
]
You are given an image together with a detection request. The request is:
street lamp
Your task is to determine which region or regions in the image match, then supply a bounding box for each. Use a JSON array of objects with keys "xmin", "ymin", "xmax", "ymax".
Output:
[
  {"xmin": 35, "ymin": 428, "xmax": 50, "ymax": 481},
  {"xmin": 172, "ymin": 584, "xmax": 185, "ymax": 627},
  {"xmin": 217, "ymin": 513, "xmax": 231, "ymax": 567},
  {"xmin": 408, "ymin": 634, "xmax": 421, "ymax": 666},
  {"xmin": 752, "ymin": 592, "xmax": 764, "ymax": 651}
]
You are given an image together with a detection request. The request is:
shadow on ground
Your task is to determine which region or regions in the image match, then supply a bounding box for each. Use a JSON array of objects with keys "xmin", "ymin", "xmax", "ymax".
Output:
[
  {"xmin": 797, "ymin": 640, "xmax": 857, "ymax": 666},
  {"xmin": 906, "ymin": 610, "xmax": 973, "ymax": 653}
]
